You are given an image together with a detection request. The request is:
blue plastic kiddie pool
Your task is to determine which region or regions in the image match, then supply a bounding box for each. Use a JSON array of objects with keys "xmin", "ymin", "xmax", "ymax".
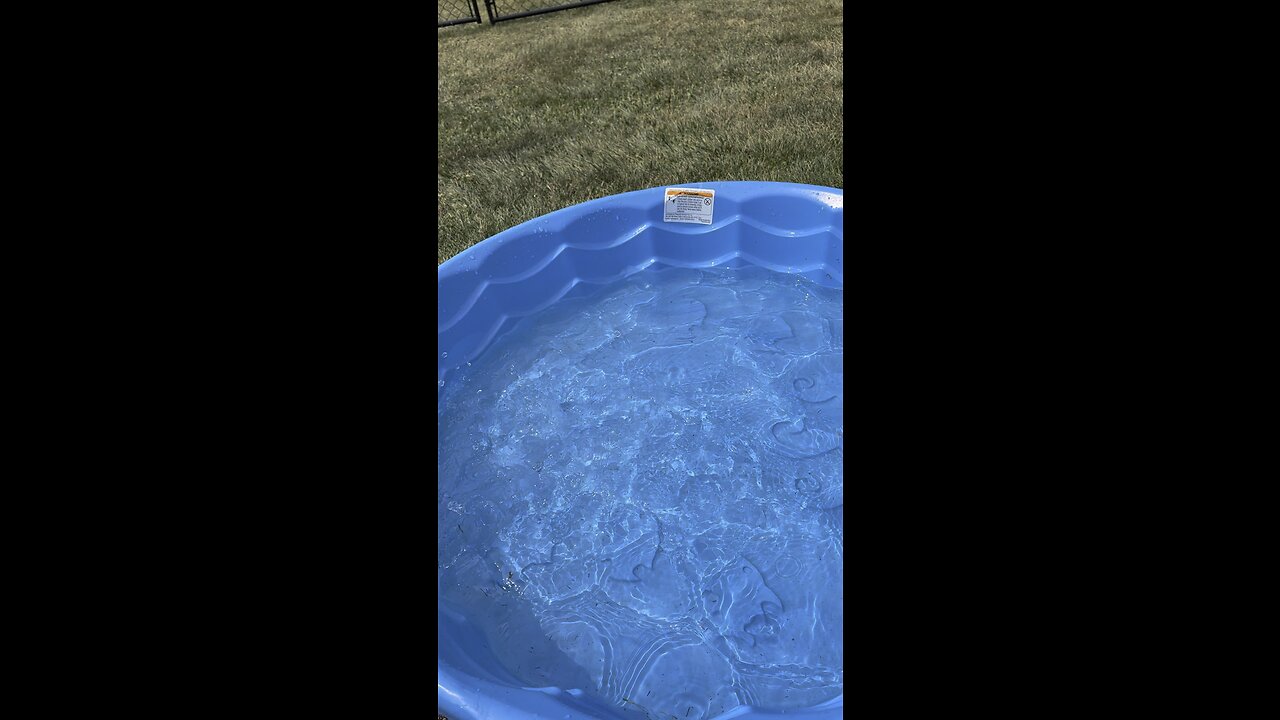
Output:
[{"xmin": 439, "ymin": 182, "xmax": 843, "ymax": 720}]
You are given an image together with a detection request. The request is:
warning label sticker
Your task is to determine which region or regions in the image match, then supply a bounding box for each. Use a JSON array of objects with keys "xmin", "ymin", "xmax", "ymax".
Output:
[{"xmin": 663, "ymin": 187, "xmax": 715, "ymax": 225}]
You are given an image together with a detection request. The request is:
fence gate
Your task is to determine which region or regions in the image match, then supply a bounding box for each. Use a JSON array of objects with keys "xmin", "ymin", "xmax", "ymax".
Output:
[
  {"xmin": 438, "ymin": 0, "xmax": 482, "ymax": 27},
  {"xmin": 484, "ymin": 0, "xmax": 616, "ymax": 24}
]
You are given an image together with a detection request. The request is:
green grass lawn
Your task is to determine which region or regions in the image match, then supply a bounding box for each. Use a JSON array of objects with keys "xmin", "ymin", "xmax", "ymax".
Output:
[{"xmin": 437, "ymin": 0, "xmax": 843, "ymax": 264}]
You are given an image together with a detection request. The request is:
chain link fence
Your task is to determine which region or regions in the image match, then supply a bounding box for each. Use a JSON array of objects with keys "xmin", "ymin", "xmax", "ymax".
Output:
[
  {"xmin": 483, "ymin": 0, "xmax": 616, "ymax": 24},
  {"xmin": 438, "ymin": 0, "xmax": 482, "ymax": 27},
  {"xmin": 441, "ymin": 0, "xmax": 618, "ymax": 28}
]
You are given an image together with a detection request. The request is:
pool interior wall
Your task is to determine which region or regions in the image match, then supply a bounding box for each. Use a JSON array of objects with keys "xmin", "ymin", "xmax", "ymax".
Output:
[{"xmin": 439, "ymin": 182, "xmax": 843, "ymax": 720}]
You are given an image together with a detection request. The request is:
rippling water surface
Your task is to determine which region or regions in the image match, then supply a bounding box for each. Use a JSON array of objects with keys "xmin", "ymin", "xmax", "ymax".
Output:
[{"xmin": 439, "ymin": 265, "xmax": 843, "ymax": 719}]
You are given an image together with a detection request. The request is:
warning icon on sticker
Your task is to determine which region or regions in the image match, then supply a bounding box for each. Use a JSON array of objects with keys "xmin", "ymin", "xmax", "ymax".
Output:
[{"xmin": 663, "ymin": 187, "xmax": 715, "ymax": 225}]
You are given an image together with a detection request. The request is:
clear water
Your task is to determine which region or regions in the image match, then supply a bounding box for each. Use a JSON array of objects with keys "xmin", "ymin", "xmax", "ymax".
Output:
[{"xmin": 439, "ymin": 265, "xmax": 843, "ymax": 719}]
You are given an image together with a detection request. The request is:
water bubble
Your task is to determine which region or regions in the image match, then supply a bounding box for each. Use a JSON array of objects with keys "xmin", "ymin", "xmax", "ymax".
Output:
[
  {"xmin": 442, "ymin": 352, "xmax": 448, "ymax": 358},
  {"xmin": 438, "ymin": 380, "xmax": 445, "ymax": 387}
]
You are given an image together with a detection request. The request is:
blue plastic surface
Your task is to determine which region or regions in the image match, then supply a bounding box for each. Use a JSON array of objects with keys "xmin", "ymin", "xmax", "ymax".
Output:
[{"xmin": 439, "ymin": 182, "xmax": 843, "ymax": 720}]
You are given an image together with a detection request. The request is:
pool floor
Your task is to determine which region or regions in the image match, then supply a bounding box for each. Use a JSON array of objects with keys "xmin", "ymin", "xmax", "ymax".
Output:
[{"xmin": 439, "ymin": 265, "xmax": 843, "ymax": 719}]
